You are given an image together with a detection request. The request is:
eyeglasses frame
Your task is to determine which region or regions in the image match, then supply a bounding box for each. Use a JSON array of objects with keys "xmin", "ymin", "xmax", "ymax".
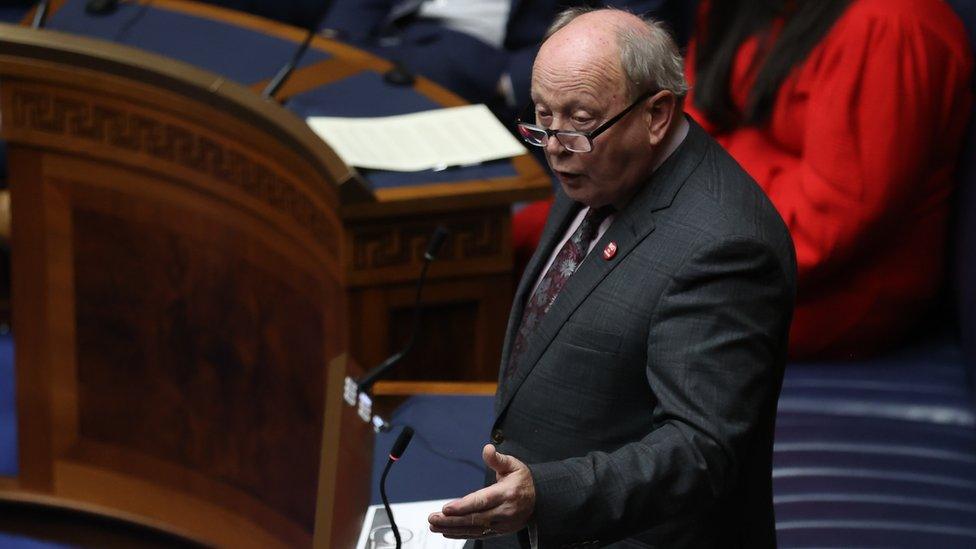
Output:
[{"xmin": 515, "ymin": 89, "xmax": 659, "ymax": 153}]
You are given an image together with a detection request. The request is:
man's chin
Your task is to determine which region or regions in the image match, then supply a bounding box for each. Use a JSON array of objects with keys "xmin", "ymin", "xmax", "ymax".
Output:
[
  {"xmin": 557, "ymin": 174, "xmax": 583, "ymax": 194},
  {"xmin": 560, "ymin": 183, "xmax": 599, "ymax": 207}
]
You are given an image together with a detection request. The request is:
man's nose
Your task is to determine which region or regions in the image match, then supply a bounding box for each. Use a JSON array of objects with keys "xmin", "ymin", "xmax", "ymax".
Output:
[{"xmin": 544, "ymin": 132, "xmax": 566, "ymax": 155}]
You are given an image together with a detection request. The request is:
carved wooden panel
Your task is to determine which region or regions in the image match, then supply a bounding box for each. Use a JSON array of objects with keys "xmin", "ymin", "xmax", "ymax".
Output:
[
  {"xmin": 5, "ymin": 85, "xmax": 340, "ymax": 256},
  {"xmin": 349, "ymin": 211, "xmax": 505, "ymax": 272},
  {"xmin": 72, "ymin": 208, "xmax": 328, "ymax": 530}
]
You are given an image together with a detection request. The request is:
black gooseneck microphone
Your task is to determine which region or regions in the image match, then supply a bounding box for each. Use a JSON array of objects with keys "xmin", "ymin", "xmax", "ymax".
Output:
[
  {"xmin": 356, "ymin": 226, "xmax": 449, "ymax": 393},
  {"xmin": 380, "ymin": 426, "xmax": 414, "ymax": 549},
  {"xmin": 31, "ymin": 0, "xmax": 50, "ymax": 29},
  {"xmin": 262, "ymin": 2, "xmax": 334, "ymax": 102}
]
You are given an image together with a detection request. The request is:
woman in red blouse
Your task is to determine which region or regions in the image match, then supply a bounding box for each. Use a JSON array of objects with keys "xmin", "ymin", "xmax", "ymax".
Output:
[
  {"xmin": 685, "ymin": 0, "xmax": 972, "ymax": 358},
  {"xmin": 514, "ymin": 0, "xmax": 973, "ymax": 359}
]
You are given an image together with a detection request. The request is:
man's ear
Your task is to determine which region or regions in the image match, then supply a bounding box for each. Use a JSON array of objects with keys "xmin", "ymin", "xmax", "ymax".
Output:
[{"xmin": 646, "ymin": 91, "xmax": 678, "ymax": 146}]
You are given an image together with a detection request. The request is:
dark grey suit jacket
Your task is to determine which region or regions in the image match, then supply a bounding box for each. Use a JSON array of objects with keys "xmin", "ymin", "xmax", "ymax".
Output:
[{"xmin": 485, "ymin": 118, "xmax": 796, "ymax": 548}]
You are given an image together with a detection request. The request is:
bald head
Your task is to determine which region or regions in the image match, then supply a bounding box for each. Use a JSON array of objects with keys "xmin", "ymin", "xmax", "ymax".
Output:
[
  {"xmin": 533, "ymin": 12, "xmax": 632, "ymax": 110},
  {"xmin": 536, "ymin": 10, "xmax": 639, "ymax": 100},
  {"xmin": 526, "ymin": 8, "xmax": 687, "ymax": 208},
  {"xmin": 540, "ymin": 7, "xmax": 688, "ymax": 101}
]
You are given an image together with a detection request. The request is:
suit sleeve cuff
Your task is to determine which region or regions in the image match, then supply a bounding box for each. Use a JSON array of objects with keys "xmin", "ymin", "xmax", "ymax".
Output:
[{"xmin": 527, "ymin": 461, "xmax": 603, "ymax": 547}]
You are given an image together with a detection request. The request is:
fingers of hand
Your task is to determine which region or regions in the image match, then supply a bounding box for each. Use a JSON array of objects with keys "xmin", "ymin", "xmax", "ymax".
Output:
[
  {"xmin": 428, "ymin": 486, "xmax": 500, "ymax": 538},
  {"xmin": 482, "ymin": 444, "xmax": 495, "ymax": 464},
  {"xmin": 440, "ymin": 486, "xmax": 501, "ymax": 516},
  {"xmin": 428, "ymin": 509, "xmax": 510, "ymax": 539},
  {"xmin": 428, "ymin": 484, "xmax": 527, "ymax": 539},
  {"xmin": 483, "ymin": 444, "xmax": 515, "ymax": 475},
  {"xmin": 427, "ymin": 509, "xmax": 493, "ymax": 538}
]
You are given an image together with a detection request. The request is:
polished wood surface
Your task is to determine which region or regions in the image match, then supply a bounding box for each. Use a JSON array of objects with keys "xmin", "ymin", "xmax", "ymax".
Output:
[
  {"xmin": 374, "ymin": 381, "xmax": 498, "ymax": 396},
  {"xmin": 0, "ymin": 21, "xmax": 352, "ymax": 547},
  {"xmin": 314, "ymin": 355, "xmax": 374, "ymax": 549}
]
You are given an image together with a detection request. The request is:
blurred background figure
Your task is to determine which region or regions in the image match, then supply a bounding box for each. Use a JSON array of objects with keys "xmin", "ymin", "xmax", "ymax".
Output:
[
  {"xmin": 320, "ymin": 0, "xmax": 696, "ymax": 119},
  {"xmin": 685, "ymin": 0, "xmax": 972, "ymax": 359},
  {"xmin": 516, "ymin": 0, "xmax": 973, "ymax": 360}
]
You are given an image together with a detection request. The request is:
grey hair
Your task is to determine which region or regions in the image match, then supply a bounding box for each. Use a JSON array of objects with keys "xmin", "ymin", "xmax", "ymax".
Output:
[{"xmin": 545, "ymin": 7, "xmax": 688, "ymax": 100}]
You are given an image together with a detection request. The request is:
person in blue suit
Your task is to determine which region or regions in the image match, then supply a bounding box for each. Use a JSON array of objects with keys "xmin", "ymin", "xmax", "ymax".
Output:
[{"xmin": 321, "ymin": 0, "xmax": 695, "ymax": 113}]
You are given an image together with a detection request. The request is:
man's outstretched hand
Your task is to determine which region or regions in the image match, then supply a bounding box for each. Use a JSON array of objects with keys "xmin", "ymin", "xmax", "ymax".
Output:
[{"xmin": 428, "ymin": 444, "xmax": 536, "ymax": 539}]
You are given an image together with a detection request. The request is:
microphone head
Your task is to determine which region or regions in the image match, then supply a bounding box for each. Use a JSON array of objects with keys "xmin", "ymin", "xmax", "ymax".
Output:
[
  {"xmin": 86, "ymin": 0, "xmax": 119, "ymax": 15},
  {"xmin": 389, "ymin": 426, "xmax": 415, "ymax": 460},
  {"xmin": 424, "ymin": 226, "xmax": 450, "ymax": 261}
]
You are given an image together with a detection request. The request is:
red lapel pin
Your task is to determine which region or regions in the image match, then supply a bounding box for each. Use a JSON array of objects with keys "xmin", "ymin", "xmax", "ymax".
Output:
[{"xmin": 603, "ymin": 241, "xmax": 617, "ymax": 260}]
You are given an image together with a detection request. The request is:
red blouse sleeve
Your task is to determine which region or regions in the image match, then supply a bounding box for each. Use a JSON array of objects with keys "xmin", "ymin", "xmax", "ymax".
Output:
[{"xmin": 726, "ymin": 6, "xmax": 973, "ymax": 282}]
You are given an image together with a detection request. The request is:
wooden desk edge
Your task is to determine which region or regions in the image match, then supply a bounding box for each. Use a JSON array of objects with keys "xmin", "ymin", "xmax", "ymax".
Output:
[{"xmin": 373, "ymin": 381, "xmax": 497, "ymax": 396}]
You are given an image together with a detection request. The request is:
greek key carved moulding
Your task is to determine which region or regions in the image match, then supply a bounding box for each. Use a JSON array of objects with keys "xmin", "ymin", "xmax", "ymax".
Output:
[
  {"xmin": 7, "ymin": 87, "xmax": 340, "ymax": 256},
  {"xmin": 350, "ymin": 214, "xmax": 504, "ymax": 271}
]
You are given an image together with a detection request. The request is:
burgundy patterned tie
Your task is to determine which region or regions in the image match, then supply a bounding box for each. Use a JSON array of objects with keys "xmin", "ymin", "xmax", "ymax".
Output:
[{"xmin": 505, "ymin": 206, "xmax": 613, "ymax": 379}]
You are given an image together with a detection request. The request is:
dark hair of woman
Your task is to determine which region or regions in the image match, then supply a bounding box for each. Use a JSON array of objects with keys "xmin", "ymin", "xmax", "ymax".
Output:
[{"xmin": 692, "ymin": 0, "xmax": 853, "ymax": 132}]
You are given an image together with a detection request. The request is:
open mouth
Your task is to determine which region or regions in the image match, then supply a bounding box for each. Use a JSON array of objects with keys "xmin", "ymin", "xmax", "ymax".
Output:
[{"xmin": 554, "ymin": 170, "xmax": 582, "ymax": 185}]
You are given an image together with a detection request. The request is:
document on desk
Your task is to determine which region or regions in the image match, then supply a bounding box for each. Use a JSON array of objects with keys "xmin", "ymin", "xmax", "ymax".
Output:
[
  {"xmin": 306, "ymin": 104, "xmax": 526, "ymax": 172},
  {"xmin": 356, "ymin": 499, "xmax": 463, "ymax": 549}
]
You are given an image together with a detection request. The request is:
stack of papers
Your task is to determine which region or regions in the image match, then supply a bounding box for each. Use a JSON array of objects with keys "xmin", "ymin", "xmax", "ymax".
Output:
[
  {"xmin": 356, "ymin": 499, "xmax": 464, "ymax": 549},
  {"xmin": 307, "ymin": 104, "xmax": 526, "ymax": 172}
]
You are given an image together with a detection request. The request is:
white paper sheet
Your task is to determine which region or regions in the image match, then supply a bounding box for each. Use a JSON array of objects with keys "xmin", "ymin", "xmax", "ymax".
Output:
[
  {"xmin": 307, "ymin": 104, "xmax": 527, "ymax": 172},
  {"xmin": 356, "ymin": 499, "xmax": 465, "ymax": 549}
]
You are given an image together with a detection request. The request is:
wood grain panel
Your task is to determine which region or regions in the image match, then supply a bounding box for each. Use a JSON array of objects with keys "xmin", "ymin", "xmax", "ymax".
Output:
[
  {"xmin": 72, "ymin": 208, "xmax": 326, "ymax": 530},
  {"xmin": 373, "ymin": 381, "xmax": 498, "ymax": 396},
  {"xmin": 2, "ymin": 23, "xmax": 351, "ymax": 547}
]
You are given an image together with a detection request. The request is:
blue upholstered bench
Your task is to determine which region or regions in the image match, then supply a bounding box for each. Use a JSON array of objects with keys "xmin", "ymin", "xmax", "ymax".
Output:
[{"xmin": 771, "ymin": 338, "xmax": 976, "ymax": 546}]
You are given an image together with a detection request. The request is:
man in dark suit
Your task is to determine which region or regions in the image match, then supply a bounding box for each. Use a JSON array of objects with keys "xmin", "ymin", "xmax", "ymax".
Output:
[
  {"xmin": 321, "ymin": 0, "xmax": 695, "ymax": 110},
  {"xmin": 428, "ymin": 7, "xmax": 796, "ymax": 548}
]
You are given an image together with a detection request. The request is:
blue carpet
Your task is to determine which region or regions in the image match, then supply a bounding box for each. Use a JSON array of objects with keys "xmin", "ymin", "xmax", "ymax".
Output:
[{"xmin": 0, "ymin": 333, "xmax": 16, "ymax": 477}]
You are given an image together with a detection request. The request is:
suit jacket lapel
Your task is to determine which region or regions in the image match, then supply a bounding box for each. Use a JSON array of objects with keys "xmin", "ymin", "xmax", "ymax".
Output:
[{"xmin": 496, "ymin": 117, "xmax": 710, "ymax": 414}]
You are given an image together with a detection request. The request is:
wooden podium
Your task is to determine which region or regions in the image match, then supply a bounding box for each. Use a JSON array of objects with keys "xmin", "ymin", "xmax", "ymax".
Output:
[
  {"xmin": 0, "ymin": 22, "xmax": 367, "ymax": 547},
  {"xmin": 0, "ymin": 16, "xmax": 547, "ymax": 546}
]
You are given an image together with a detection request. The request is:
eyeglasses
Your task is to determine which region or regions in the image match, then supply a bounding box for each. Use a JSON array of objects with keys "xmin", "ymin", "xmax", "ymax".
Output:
[{"xmin": 515, "ymin": 90, "xmax": 657, "ymax": 153}]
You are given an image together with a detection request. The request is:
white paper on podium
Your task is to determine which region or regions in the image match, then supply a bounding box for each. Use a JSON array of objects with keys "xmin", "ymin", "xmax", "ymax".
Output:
[
  {"xmin": 356, "ymin": 499, "xmax": 465, "ymax": 549},
  {"xmin": 306, "ymin": 104, "xmax": 527, "ymax": 172}
]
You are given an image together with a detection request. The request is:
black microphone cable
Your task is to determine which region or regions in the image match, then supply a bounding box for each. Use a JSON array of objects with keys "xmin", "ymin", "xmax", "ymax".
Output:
[
  {"xmin": 261, "ymin": 25, "xmax": 314, "ymax": 100},
  {"xmin": 380, "ymin": 425, "xmax": 415, "ymax": 549},
  {"xmin": 357, "ymin": 225, "xmax": 449, "ymax": 392},
  {"xmin": 388, "ymin": 422, "xmax": 484, "ymax": 474}
]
